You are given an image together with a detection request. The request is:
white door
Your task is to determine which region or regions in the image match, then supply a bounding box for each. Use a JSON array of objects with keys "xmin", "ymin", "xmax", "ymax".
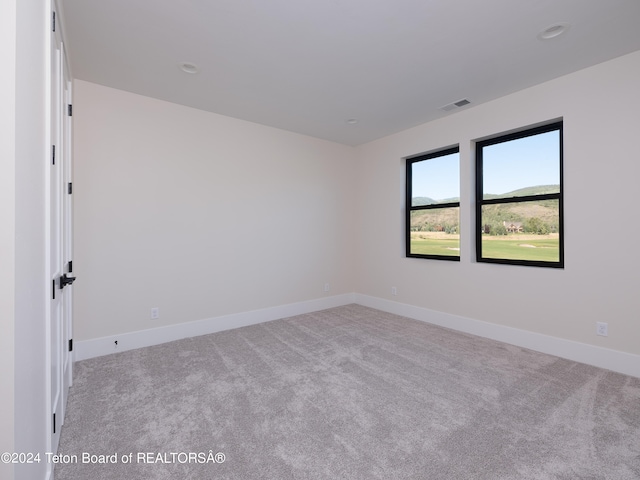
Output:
[
  {"xmin": 49, "ymin": 0, "xmax": 74, "ymax": 458},
  {"xmin": 61, "ymin": 44, "xmax": 74, "ymax": 417},
  {"xmin": 49, "ymin": 7, "xmax": 63, "ymax": 454}
]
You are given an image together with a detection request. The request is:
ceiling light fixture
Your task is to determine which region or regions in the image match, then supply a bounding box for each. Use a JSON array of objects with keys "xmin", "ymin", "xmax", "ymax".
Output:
[
  {"xmin": 179, "ymin": 62, "xmax": 200, "ymax": 74},
  {"xmin": 537, "ymin": 23, "xmax": 570, "ymax": 41},
  {"xmin": 346, "ymin": 119, "xmax": 358, "ymax": 125}
]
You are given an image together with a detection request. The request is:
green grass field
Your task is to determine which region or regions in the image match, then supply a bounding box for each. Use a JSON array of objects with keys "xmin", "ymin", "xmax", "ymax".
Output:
[
  {"xmin": 481, "ymin": 236, "xmax": 559, "ymax": 262},
  {"xmin": 409, "ymin": 234, "xmax": 460, "ymax": 256},
  {"xmin": 410, "ymin": 233, "xmax": 559, "ymax": 261}
]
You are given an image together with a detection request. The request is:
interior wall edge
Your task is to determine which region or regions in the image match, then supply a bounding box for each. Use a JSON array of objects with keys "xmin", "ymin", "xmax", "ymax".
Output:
[{"xmin": 0, "ymin": 0, "xmax": 17, "ymax": 477}]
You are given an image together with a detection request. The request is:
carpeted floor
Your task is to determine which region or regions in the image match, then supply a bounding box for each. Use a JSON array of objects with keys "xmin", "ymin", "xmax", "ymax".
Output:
[{"xmin": 55, "ymin": 304, "xmax": 640, "ymax": 479}]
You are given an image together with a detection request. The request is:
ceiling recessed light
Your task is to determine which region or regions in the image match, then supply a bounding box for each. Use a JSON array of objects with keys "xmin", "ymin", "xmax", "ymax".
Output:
[
  {"xmin": 346, "ymin": 119, "xmax": 358, "ymax": 125},
  {"xmin": 179, "ymin": 62, "xmax": 199, "ymax": 74},
  {"xmin": 537, "ymin": 23, "xmax": 570, "ymax": 41}
]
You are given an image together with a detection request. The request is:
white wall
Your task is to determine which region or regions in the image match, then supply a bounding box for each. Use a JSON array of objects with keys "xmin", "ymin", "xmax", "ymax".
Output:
[
  {"xmin": 11, "ymin": 0, "xmax": 49, "ymax": 479},
  {"xmin": 354, "ymin": 50, "xmax": 640, "ymax": 357},
  {"xmin": 73, "ymin": 80, "xmax": 356, "ymax": 342},
  {"xmin": 0, "ymin": 0, "xmax": 17, "ymax": 478}
]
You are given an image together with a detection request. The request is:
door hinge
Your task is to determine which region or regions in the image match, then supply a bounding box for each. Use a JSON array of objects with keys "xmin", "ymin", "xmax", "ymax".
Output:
[
  {"xmin": 68, "ymin": 104, "xmax": 73, "ymax": 116},
  {"xmin": 52, "ymin": 11, "xmax": 56, "ymax": 33},
  {"xmin": 53, "ymin": 413, "xmax": 56, "ymax": 434},
  {"xmin": 52, "ymin": 145, "xmax": 56, "ymax": 165},
  {"xmin": 52, "ymin": 279, "xmax": 56, "ymax": 300},
  {"xmin": 68, "ymin": 182, "xmax": 73, "ymax": 194},
  {"xmin": 69, "ymin": 339, "xmax": 73, "ymax": 352},
  {"xmin": 68, "ymin": 260, "xmax": 73, "ymax": 273}
]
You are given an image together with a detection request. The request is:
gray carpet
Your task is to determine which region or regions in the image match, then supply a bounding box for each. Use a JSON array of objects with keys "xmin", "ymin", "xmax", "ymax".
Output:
[{"xmin": 56, "ymin": 304, "xmax": 640, "ymax": 479}]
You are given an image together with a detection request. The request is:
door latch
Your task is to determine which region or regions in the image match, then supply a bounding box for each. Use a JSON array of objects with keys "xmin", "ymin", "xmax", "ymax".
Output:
[{"xmin": 60, "ymin": 273, "xmax": 76, "ymax": 289}]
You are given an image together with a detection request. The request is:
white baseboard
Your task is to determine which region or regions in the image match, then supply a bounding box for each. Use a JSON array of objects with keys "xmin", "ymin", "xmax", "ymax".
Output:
[
  {"xmin": 354, "ymin": 294, "xmax": 640, "ymax": 379},
  {"xmin": 76, "ymin": 292, "xmax": 639, "ymax": 379},
  {"xmin": 75, "ymin": 293, "xmax": 356, "ymax": 361}
]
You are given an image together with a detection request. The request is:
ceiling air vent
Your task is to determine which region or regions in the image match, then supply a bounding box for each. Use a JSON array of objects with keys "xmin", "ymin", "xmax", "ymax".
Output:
[{"xmin": 440, "ymin": 98, "xmax": 471, "ymax": 111}]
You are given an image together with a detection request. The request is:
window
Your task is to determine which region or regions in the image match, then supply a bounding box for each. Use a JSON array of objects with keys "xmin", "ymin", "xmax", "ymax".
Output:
[
  {"xmin": 406, "ymin": 146, "xmax": 460, "ymax": 260},
  {"xmin": 475, "ymin": 121, "xmax": 563, "ymax": 268}
]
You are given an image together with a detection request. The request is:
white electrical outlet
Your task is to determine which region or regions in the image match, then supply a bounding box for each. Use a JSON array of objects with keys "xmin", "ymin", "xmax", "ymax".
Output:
[
  {"xmin": 151, "ymin": 307, "xmax": 159, "ymax": 320},
  {"xmin": 324, "ymin": 283, "xmax": 330, "ymax": 292},
  {"xmin": 391, "ymin": 286, "xmax": 398, "ymax": 296},
  {"xmin": 596, "ymin": 322, "xmax": 608, "ymax": 336}
]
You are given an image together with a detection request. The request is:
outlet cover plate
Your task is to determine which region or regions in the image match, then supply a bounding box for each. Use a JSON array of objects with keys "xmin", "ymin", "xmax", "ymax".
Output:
[{"xmin": 596, "ymin": 322, "xmax": 608, "ymax": 336}]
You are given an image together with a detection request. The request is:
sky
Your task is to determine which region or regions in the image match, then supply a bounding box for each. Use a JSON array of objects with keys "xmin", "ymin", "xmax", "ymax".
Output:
[
  {"xmin": 411, "ymin": 152, "xmax": 460, "ymax": 201},
  {"xmin": 482, "ymin": 130, "xmax": 560, "ymax": 195},
  {"xmin": 411, "ymin": 130, "xmax": 560, "ymax": 201}
]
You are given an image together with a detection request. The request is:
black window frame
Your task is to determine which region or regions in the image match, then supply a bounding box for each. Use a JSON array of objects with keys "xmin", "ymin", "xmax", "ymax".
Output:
[
  {"xmin": 406, "ymin": 146, "xmax": 460, "ymax": 261},
  {"xmin": 475, "ymin": 121, "xmax": 564, "ymax": 268}
]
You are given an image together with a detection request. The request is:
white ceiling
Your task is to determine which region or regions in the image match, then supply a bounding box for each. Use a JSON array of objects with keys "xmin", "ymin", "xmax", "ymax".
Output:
[{"xmin": 60, "ymin": 0, "xmax": 640, "ymax": 146}]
